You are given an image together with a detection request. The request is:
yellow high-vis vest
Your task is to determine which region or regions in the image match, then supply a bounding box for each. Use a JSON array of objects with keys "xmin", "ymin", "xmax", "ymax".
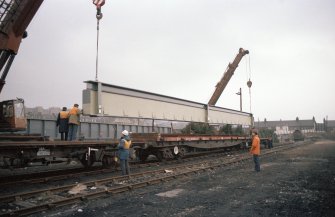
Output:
[
  {"xmin": 59, "ymin": 111, "xmax": 69, "ymax": 119},
  {"xmin": 124, "ymin": 140, "xmax": 132, "ymax": 149}
]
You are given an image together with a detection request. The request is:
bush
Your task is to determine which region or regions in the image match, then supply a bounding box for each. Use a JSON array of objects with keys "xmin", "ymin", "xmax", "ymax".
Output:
[
  {"xmin": 219, "ymin": 124, "xmax": 232, "ymax": 135},
  {"xmin": 258, "ymin": 128, "xmax": 279, "ymax": 143},
  {"xmin": 219, "ymin": 124, "xmax": 244, "ymax": 135},
  {"xmin": 181, "ymin": 122, "xmax": 215, "ymax": 134}
]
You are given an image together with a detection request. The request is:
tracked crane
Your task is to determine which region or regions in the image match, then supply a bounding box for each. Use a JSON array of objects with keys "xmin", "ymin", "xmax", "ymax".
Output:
[
  {"xmin": 0, "ymin": 0, "xmax": 43, "ymax": 131},
  {"xmin": 208, "ymin": 48, "xmax": 249, "ymax": 106}
]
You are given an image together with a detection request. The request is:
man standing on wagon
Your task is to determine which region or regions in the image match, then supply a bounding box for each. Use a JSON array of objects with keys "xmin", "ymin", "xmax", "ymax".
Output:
[
  {"xmin": 56, "ymin": 107, "xmax": 69, "ymax": 140},
  {"xmin": 68, "ymin": 104, "xmax": 81, "ymax": 141}
]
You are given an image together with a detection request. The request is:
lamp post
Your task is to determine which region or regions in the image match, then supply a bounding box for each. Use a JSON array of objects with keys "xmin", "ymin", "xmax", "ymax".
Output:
[{"xmin": 236, "ymin": 87, "xmax": 242, "ymax": 111}]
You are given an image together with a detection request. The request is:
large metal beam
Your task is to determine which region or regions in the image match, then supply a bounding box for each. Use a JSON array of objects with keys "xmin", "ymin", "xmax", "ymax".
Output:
[{"xmin": 83, "ymin": 81, "xmax": 253, "ymax": 126}]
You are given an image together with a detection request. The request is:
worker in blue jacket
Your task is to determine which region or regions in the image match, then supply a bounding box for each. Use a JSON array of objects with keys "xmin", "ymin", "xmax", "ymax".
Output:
[{"xmin": 118, "ymin": 130, "xmax": 132, "ymax": 175}]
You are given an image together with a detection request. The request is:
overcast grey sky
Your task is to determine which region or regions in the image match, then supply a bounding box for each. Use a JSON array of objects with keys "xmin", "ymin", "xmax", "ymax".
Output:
[{"xmin": 1, "ymin": 0, "xmax": 334, "ymax": 122}]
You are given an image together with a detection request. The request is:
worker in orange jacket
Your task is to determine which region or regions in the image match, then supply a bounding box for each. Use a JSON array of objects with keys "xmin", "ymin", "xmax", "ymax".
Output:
[
  {"xmin": 250, "ymin": 131, "xmax": 261, "ymax": 172},
  {"xmin": 68, "ymin": 104, "xmax": 81, "ymax": 141},
  {"xmin": 56, "ymin": 107, "xmax": 69, "ymax": 140}
]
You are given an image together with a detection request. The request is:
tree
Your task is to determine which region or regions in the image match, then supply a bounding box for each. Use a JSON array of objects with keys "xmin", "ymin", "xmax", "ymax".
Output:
[
  {"xmin": 181, "ymin": 122, "xmax": 215, "ymax": 134},
  {"xmin": 258, "ymin": 128, "xmax": 279, "ymax": 143},
  {"xmin": 233, "ymin": 125, "xmax": 243, "ymax": 135},
  {"xmin": 219, "ymin": 124, "xmax": 233, "ymax": 135}
]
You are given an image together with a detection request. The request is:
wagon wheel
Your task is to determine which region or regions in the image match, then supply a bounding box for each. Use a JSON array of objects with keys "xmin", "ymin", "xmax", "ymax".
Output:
[
  {"xmin": 175, "ymin": 147, "xmax": 187, "ymax": 160},
  {"xmin": 138, "ymin": 149, "xmax": 149, "ymax": 162},
  {"xmin": 155, "ymin": 151, "xmax": 165, "ymax": 162},
  {"xmin": 102, "ymin": 155, "xmax": 117, "ymax": 168},
  {"xmin": 178, "ymin": 147, "xmax": 187, "ymax": 158},
  {"xmin": 80, "ymin": 152, "xmax": 95, "ymax": 167}
]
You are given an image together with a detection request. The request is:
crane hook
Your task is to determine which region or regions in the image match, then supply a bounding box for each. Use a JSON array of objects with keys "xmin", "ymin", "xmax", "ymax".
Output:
[
  {"xmin": 93, "ymin": 0, "xmax": 105, "ymax": 20},
  {"xmin": 247, "ymin": 79, "xmax": 252, "ymax": 88}
]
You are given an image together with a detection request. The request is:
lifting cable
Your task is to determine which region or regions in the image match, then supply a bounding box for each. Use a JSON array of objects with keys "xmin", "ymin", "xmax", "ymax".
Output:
[
  {"xmin": 93, "ymin": 0, "xmax": 105, "ymax": 81},
  {"xmin": 246, "ymin": 54, "xmax": 252, "ymax": 114}
]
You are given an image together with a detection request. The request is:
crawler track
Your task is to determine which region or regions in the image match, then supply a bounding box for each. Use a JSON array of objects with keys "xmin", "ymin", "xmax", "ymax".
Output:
[{"xmin": 0, "ymin": 142, "xmax": 302, "ymax": 216}]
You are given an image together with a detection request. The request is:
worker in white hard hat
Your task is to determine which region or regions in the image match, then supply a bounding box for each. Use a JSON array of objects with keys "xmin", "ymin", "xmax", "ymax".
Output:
[{"xmin": 117, "ymin": 130, "xmax": 132, "ymax": 175}]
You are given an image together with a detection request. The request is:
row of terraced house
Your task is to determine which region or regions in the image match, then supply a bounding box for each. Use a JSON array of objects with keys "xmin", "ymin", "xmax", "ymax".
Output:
[{"xmin": 255, "ymin": 117, "xmax": 335, "ymax": 141}]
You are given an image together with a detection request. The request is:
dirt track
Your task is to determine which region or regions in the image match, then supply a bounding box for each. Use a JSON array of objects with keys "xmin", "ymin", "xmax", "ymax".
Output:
[{"xmin": 40, "ymin": 140, "xmax": 335, "ymax": 217}]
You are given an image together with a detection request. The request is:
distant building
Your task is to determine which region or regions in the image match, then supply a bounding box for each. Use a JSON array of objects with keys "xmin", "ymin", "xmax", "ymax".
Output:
[
  {"xmin": 255, "ymin": 117, "xmax": 317, "ymax": 135},
  {"xmin": 254, "ymin": 117, "xmax": 330, "ymax": 142},
  {"xmin": 326, "ymin": 120, "xmax": 335, "ymax": 132}
]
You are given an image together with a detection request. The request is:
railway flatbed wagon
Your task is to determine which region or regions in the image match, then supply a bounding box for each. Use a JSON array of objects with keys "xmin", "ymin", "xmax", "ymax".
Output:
[
  {"xmin": 131, "ymin": 133, "xmax": 250, "ymax": 162},
  {"xmin": 0, "ymin": 133, "xmax": 271, "ymax": 169},
  {"xmin": 0, "ymin": 140, "xmax": 119, "ymax": 169}
]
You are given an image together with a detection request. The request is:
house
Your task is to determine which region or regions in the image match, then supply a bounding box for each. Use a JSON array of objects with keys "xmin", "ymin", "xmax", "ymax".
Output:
[
  {"xmin": 255, "ymin": 117, "xmax": 317, "ymax": 135},
  {"xmin": 326, "ymin": 120, "xmax": 335, "ymax": 132},
  {"xmin": 254, "ymin": 117, "xmax": 323, "ymax": 142}
]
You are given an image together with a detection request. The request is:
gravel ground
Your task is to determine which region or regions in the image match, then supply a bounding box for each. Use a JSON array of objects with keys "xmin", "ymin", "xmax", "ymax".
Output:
[{"xmin": 37, "ymin": 140, "xmax": 335, "ymax": 217}]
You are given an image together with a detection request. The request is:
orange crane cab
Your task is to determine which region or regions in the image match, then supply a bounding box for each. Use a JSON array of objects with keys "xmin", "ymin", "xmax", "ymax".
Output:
[{"xmin": 0, "ymin": 98, "xmax": 26, "ymax": 131}]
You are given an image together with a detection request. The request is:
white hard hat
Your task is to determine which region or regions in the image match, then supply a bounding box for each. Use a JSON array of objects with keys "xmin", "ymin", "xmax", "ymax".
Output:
[{"xmin": 121, "ymin": 130, "xmax": 129, "ymax": 136}]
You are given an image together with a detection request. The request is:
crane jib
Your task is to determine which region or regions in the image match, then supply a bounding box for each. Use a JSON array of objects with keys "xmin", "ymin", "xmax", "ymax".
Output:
[{"xmin": 208, "ymin": 48, "xmax": 249, "ymax": 106}]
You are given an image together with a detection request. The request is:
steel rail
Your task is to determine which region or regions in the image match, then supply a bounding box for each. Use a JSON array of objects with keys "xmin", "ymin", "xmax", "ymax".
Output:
[
  {"xmin": 0, "ymin": 143, "xmax": 289, "ymax": 187},
  {"xmin": 0, "ymin": 143, "xmax": 302, "ymax": 216},
  {"xmin": 0, "ymin": 148, "xmax": 242, "ymax": 186}
]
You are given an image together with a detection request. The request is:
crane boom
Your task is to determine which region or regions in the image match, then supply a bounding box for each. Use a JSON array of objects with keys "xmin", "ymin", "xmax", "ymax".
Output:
[
  {"xmin": 0, "ymin": 0, "xmax": 43, "ymax": 93},
  {"xmin": 0, "ymin": 0, "xmax": 43, "ymax": 132},
  {"xmin": 208, "ymin": 48, "xmax": 249, "ymax": 106}
]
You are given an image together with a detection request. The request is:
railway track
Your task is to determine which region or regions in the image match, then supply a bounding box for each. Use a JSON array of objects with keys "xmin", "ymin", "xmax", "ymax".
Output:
[
  {"xmin": 0, "ymin": 142, "xmax": 302, "ymax": 216},
  {"xmin": 0, "ymin": 148, "xmax": 240, "ymax": 187}
]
